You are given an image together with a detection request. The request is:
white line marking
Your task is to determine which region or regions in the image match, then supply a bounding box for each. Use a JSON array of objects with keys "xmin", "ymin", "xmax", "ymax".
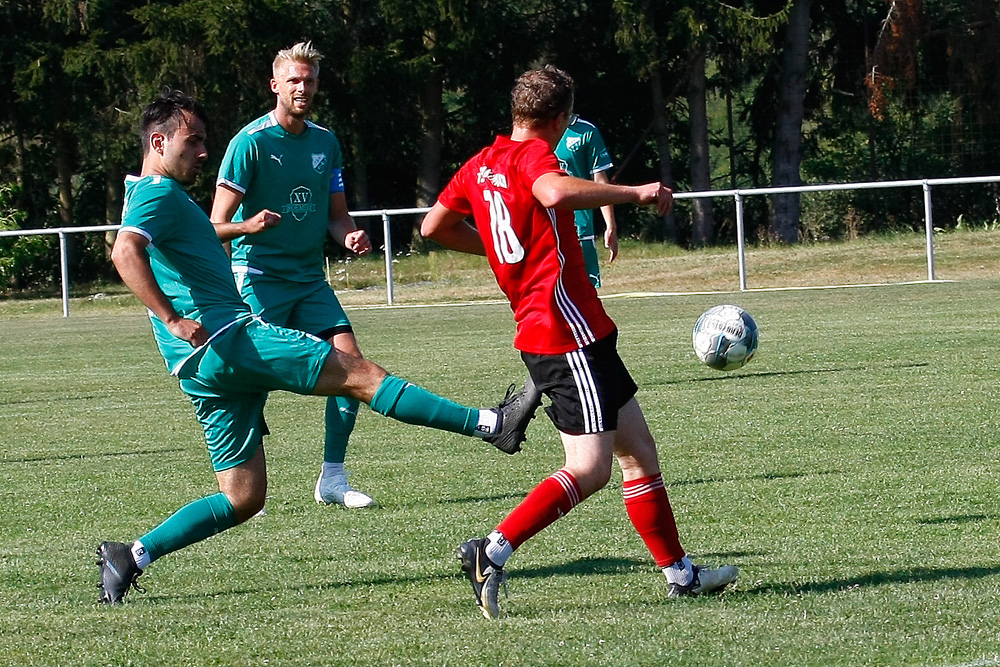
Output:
[
  {"xmin": 936, "ymin": 659, "xmax": 1000, "ymax": 667},
  {"xmin": 344, "ymin": 279, "xmax": 954, "ymax": 311}
]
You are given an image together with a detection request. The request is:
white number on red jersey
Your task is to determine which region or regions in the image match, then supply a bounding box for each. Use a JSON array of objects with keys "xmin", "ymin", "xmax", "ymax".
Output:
[{"xmin": 483, "ymin": 190, "xmax": 524, "ymax": 264}]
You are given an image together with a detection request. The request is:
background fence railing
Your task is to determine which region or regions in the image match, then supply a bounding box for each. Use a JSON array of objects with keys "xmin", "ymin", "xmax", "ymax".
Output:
[{"xmin": 2, "ymin": 174, "xmax": 999, "ymax": 317}]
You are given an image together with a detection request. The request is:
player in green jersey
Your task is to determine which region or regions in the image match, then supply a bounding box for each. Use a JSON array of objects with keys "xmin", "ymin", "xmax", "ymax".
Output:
[
  {"xmin": 554, "ymin": 115, "xmax": 618, "ymax": 288},
  {"xmin": 211, "ymin": 42, "xmax": 376, "ymax": 508},
  {"xmin": 96, "ymin": 90, "xmax": 539, "ymax": 604}
]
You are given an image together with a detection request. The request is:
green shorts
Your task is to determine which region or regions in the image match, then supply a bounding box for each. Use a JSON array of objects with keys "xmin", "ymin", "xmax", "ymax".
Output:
[
  {"xmin": 235, "ymin": 271, "xmax": 351, "ymax": 338},
  {"xmin": 178, "ymin": 316, "xmax": 333, "ymax": 471},
  {"xmin": 579, "ymin": 235, "xmax": 601, "ymax": 288}
]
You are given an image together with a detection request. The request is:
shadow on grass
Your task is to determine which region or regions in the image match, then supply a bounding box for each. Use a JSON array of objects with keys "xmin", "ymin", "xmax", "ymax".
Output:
[
  {"xmin": 654, "ymin": 361, "xmax": 929, "ymax": 386},
  {"xmin": 434, "ymin": 492, "xmax": 534, "ymax": 506},
  {"xmin": 436, "ymin": 472, "xmax": 837, "ymax": 503},
  {"xmin": 744, "ymin": 564, "xmax": 1000, "ymax": 597},
  {"xmin": 1, "ymin": 447, "xmax": 187, "ymax": 464},
  {"xmin": 668, "ymin": 469, "xmax": 841, "ymax": 487},
  {"xmin": 916, "ymin": 513, "xmax": 992, "ymax": 525},
  {"xmin": 511, "ymin": 552, "xmax": 763, "ymax": 580},
  {"xmin": 0, "ymin": 392, "xmax": 125, "ymax": 407},
  {"xmin": 138, "ymin": 553, "xmax": 770, "ymax": 604},
  {"xmin": 140, "ymin": 571, "xmax": 460, "ymax": 604}
]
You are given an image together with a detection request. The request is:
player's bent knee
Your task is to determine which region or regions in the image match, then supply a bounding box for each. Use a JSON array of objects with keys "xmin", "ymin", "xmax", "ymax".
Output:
[
  {"xmin": 571, "ymin": 465, "xmax": 614, "ymax": 498},
  {"xmin": 226, "ymin": 490, "xmax": 266, "ymax": 523}
]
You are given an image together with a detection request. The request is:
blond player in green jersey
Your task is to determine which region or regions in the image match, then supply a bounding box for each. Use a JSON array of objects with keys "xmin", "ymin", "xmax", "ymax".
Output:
[{"xmin": 211, "ymin": 42, "xmax": 375, "ymax": 508}]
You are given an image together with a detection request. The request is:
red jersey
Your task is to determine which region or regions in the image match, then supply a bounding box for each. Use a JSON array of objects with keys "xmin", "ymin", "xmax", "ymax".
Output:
[{"xmin": 437, "ymin": 135, "xmax": 616, "ymax": 354}]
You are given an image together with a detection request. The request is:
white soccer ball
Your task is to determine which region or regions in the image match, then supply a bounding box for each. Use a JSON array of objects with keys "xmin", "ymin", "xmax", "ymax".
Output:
[{"xmin": 692, "ymin": 305, "xmax": 759, "ymax": 371}]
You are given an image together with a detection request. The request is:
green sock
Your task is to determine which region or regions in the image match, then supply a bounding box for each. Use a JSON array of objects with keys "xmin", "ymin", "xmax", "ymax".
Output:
[
  {"xmin": 369, "ymin": 374, "xmax": 478, "ymax": 436},
  {"xmin": 324, "ymin": 396, "xmax": 358, "ymax": 463},
  {"xmin": 138, "ymin": 492, "xmax": 238, "ymax": 562}
]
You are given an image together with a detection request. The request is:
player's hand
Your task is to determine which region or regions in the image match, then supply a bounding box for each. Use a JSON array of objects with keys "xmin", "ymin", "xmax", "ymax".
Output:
[
  {"xmin": 635, "ymin": 183, "xmax": 673, "ymax": 216},
  {"xmin": 604, "ymin": 227, "xmax": 619, "ymax": 263},
  {"xmin": 166, "ymin": 317, "xmax": 209, "ymax": 347},
  {"xmin": 344, "ymin": 229, "xmax": 371, "ymax": 256},
  {"xmin": 243, "ymin": 209, "xmax": 281, "ymax": 234}
]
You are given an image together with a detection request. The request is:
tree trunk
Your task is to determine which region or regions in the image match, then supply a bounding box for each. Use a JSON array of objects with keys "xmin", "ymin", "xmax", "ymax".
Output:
[
  {"xmin": 649, "ymin": 68, "xmax": 678, "ymax": 243},
  {"xmin": 13, "ymin": 125, "xmax": 27, "ymax": 214},
  {"xmin": 343, "ymin": 0, "xmax": 370, "ymax": 212},
  {"xmin": 688, "ymin": 48, "xmax": 715, "ymax": 247},
  {"xmin": 55, "ymin": 128, "xmax": 74, "ymax": 227},
  {"xmin": 347, "ymin": 107, "xmax": 370, "ymax": 211},
  {"xmin": 415, "ymin": 66, "xmax": 442, "ymax": 207},
  {"xmin": 104, "ymin": 160, "xmax": 122, "ymax": 260},
  {"xmin": 722, "ymin": 55, "xmax": 738, "ymax": 191},
  {"xmin": 770, "ymin": 0, "xmax": 812, "ymax": 244},
  {"xmin": 412, "ymin": 59, "xmax": 443, "ymax": 248}
]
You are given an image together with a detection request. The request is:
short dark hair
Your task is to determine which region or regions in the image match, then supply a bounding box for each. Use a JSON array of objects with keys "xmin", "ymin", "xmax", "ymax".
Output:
[
  {"xmin": 140, "ymin": 89, "xmax": 209, "ymax": 155},
  {"xmin": 511, "ymin": 65, "xmax": 574, "ymax": 129}
]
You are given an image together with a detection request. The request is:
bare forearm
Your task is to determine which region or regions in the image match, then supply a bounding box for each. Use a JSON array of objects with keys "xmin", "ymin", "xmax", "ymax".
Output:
[
  {"xmin": 112, "ymin": 240, "xmax": 179, "ymax": 324},
  {"xmin": 535, "ymin": 174, "xmax": 638, "ymax": 209},
  {"xmin": 212, "ymin": 220, "xmax": 252, "ymax": 242},
  {"xmin": 534, "ymin": 173, "xmax": 672, "ymax": 216},
  {"xmin": 420, "ymin": 203, "xmax": 487, "ymax": 255},
  {"xmin": 112, "ymin": 235, "xmax": 209, "ymax": 345},
  {"xmin": 328, "ymin": 214, "xmax": 357, "ymax": 246}
]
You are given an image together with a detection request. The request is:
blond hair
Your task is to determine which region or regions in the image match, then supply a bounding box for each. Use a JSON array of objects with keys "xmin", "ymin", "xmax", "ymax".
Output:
[{"xmin": 273, "ymin": 41, "xmax": 323, "ymax": 75}]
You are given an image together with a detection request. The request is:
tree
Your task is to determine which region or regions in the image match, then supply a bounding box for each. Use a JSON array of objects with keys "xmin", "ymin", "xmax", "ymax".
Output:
[
  {"xmin": 770, "ymin": 0, "xmax": 813, "ymax": 243},
  {"xmin": 613, "ymin": 0, "xmax": 683, "ymax": 242}
]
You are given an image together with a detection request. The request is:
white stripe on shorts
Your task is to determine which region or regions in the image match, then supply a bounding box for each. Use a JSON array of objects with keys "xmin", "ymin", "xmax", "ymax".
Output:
[{"xmin": 567, "ymin": 348, "xmax": 603, "ymax": 433}]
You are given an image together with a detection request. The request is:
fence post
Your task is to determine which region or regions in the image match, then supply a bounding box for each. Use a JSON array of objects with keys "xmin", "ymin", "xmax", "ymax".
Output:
[
  {"xmin": 381, "ymin": 211, "xmax": 394, "ymax": 305},
  {"xmin": 58, "ymin": 230, "xmax": 70, "ymax": 317},
  {"xmin": 922, "ymin": 180, "xmax": 936, "ymax": 281},
  {"xmin": 735, "ymin": 192, "xmax": 748, "ymax": 291}
]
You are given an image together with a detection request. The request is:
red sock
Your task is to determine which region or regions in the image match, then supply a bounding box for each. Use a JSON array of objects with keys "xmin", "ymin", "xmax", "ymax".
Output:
[
  {"xmin": 497, "ymin": 469, "xmax": 581, "ymax": 549},
  {"xmin": 623, "ymin": 473, "xmax": 685, "ymax": 567}
]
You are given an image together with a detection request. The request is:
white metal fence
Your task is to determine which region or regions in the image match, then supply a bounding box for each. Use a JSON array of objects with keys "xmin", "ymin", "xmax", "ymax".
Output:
[{"xmin": 2, "ymin": 174, "xmax": 999, "ymax": 317}]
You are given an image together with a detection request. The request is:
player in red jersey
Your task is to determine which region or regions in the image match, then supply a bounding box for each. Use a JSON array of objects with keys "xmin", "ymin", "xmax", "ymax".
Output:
[{"xmin": 421, "ymin": 65, "xmax": 739, "ymax": 620}]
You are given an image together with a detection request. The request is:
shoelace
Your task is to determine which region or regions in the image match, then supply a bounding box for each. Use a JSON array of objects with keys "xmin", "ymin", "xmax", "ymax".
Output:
[{"xmin": 129, "ymin": 571, "xmax": 146, "ymax": 595}]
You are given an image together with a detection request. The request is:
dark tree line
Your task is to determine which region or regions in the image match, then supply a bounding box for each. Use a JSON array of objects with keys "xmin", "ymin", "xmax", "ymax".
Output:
[{"xmin": 2, "ymin": 0, "xmax": 999, "ymax": 291}]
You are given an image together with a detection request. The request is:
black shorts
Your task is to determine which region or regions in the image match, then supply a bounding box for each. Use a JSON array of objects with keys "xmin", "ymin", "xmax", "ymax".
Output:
[{"xmin": 521, "ymin": 330, "xmax": 638, "ymax": 435}]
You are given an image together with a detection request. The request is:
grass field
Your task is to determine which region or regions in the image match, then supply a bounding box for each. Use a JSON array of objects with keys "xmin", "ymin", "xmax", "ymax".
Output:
[{"xmin": 3, "ymin": 231, "xmax": 1000, "ymax": 665}]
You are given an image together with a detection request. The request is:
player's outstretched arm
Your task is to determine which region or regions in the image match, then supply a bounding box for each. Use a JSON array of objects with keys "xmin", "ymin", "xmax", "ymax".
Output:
[
  {"xmin": 420, "ymin": 203, "xmax": 487, "ymax": 256},
  {"xmin": 111, "ymin": 232, "xmax": 208, "ymax": 346},
  {"xmin": 532, "ymin": 172, "xmax": 672, "ymax": 217}
]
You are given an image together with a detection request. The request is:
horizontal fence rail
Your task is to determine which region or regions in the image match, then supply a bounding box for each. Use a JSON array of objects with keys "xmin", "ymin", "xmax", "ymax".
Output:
[{"xmin": 2, "ymin": 175, "xmax": 999, "ymax": 317}]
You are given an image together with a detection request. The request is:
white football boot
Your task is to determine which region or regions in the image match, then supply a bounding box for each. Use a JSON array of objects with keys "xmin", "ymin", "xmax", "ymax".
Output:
[{"xmin": 314, "ymin": 468, "xmax": 375, "ymax": 509}]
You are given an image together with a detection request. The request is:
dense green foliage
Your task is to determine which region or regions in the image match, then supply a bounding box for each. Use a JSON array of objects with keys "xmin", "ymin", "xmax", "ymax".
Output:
[{"xmin": 2, "ymin": 0, "xmax": 999, "ymax": 291}]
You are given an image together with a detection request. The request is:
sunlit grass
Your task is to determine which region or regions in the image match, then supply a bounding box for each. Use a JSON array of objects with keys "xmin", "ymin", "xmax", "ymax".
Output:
[{"xmin": 3, "ymin": 257, "xmax": 1000, "ymax": 664}]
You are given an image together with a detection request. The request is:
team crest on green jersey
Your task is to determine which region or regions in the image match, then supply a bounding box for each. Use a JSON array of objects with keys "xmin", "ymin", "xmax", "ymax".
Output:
[
  {"xmin": 312, "ymin": 153, "xmax": 327, "ymax": 174},
  {"xmin": 284, "ymin": 185, "xmax": 317, "ymax": 221}
]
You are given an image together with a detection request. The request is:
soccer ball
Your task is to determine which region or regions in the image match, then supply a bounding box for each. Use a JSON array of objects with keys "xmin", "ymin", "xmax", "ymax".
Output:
[{"xmin": 692, "ymin": 305, "xmax": 759, "ymax": 371}]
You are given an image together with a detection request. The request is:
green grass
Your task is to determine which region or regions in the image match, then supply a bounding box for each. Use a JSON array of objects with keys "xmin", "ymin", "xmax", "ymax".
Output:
[{"xmin": 3, "ymin": 234, "xmax": 1000, "ymax": 665}]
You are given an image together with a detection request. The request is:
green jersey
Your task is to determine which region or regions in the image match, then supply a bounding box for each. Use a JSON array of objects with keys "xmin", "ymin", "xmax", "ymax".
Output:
[
  {"xmin": 217, "ymin": 112, "xmax": 345, "ymax": 282},
  {"xmin": 119, "ymin": 174, "xmax": 251, "ymax": 374},
  {"xmin": 554, "ymin": 115, "xmax": 613, "ymax": 238}
]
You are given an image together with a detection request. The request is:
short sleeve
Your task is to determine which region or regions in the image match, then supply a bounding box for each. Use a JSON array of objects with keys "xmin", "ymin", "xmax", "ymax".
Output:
[
  {"xmin": 437, "ymin": 166, "xmax": 474, "ymax": 215},
  {"xmin": 588, "ymin": 127, "xmax": 613, "ymax": 174},
  {"xmin": 216, "ymin": 132, "xmax": 258, "ymax": 195},
  {"xmin": 120, "ymin": 179, "xmax": 177, "ymax": 245}
]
